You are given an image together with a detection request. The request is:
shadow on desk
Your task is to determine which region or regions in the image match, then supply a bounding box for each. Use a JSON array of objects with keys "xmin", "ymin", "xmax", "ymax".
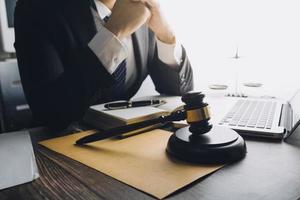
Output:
[{"xmin": 284, "ymin": 129, "xmax": 300, "ymax": 148}]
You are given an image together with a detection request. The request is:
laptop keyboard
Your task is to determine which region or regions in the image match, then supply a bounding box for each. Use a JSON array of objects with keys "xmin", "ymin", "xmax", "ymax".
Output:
[{"xmin": 219, "ymin": 100, "xmax": 277, "ymax": 129}]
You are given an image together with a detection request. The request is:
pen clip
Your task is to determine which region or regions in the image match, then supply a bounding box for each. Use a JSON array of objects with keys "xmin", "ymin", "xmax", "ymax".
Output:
[
  {"xmin": 156, "ymin": 100, "xmax": 167, "ymax": 107},
  {"xmin": 107, "ymin": 105, "xmax": 129, "ymax": 110},
  {"xmin": 104, "ymin": 101, "xmax": 129, "ymax": 110}
]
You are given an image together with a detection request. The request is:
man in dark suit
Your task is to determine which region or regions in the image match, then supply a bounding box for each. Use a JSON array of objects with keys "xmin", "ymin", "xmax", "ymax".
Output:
[{"xmin": 14, "ymin": 0, "xmax": 194, "ymax": 130}]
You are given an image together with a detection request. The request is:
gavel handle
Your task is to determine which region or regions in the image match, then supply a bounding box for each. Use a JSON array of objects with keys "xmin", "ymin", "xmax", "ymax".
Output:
[{"xmin": 75, "ymin": 109, "xmax": 186, "ymax": 145}]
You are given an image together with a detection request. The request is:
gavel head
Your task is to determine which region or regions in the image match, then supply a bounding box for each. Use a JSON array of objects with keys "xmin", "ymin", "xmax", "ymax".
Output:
[{"xmin": 182, "ymin": 92, "xmax": 213, "ymax": 136}]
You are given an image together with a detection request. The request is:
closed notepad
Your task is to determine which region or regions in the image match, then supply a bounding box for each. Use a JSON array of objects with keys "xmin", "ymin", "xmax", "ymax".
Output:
[{"xmin": 84, "ymin": 96, "xmax": 184, "ymax": 130}]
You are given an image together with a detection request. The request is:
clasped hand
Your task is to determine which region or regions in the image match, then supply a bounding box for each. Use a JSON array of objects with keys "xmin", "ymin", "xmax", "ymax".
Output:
[{"xmin": 105, "ymin": 0, "xmax": 175, "ymax": 44}]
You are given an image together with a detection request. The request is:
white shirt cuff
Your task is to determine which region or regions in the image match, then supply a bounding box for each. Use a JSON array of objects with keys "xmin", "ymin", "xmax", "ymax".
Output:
[
  {"xmin": 88, "ymin": 26, "xmax": 128, "ymax": 74},
  {"xmin": 156, "ymin": 37, "xmax": 183, "ymax": 67}
]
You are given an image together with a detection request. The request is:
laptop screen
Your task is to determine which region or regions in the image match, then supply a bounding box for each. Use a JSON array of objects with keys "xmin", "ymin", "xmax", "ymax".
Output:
[{"xmin": 5, "ymin": 0, "xmax": 17, "ymax": 28}]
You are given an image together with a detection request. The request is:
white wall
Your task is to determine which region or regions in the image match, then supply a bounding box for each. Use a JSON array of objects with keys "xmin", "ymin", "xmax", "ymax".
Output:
[{"xmin": 136, "ymin": 0, "xmax": 300, "ymax": 100}]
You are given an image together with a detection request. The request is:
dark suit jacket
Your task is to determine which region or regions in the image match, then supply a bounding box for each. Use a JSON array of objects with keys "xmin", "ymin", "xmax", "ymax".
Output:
[{"xmin": 14, "ymin": 0, "xmax": 194, "ymax": 130}]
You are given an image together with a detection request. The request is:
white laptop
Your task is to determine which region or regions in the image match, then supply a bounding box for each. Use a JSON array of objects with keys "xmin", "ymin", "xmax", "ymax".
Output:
[{"xmin": 218, "ymin": 89, "xmax": 300, "ymax": 139}]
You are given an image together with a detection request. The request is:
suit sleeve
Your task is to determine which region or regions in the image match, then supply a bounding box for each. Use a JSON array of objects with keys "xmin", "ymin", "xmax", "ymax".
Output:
[
  {"xmin": 147, "ymin": 30, "xmax": 194, "ymax": 95},
  {"xmin": 14, "ymin": 1, "xmax": 114, "ymax": 130}
]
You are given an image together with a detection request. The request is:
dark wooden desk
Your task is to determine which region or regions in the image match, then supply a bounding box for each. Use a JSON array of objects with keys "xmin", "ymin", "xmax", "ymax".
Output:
[{"xmin": 1, "ymin": 126, "xmax": 300, "ymax": 200}]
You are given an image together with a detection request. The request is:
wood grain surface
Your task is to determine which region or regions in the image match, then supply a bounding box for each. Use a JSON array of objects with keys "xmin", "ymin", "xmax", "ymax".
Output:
[
  {"xmin": 0, "ymin": 145, "xmax": 155, "ymax": 200},
  {"xmin": 1, "ymin": 126, "xmax": 300, "ymax": 200}
]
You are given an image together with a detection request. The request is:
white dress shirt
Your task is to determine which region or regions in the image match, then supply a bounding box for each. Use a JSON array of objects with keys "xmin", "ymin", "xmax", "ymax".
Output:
[{"xmin": 88, "ymin": 0, "xmax": 182, "ymax": 89}]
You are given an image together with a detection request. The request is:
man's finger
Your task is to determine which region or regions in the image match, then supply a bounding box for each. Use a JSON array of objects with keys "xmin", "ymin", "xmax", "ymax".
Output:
[
  {"xmin": 131, "ymin": 0, "xmax": 146, "ymax": 3},
  {"xmin": 131, "ymin": 0, "xmax": 153, "ymax": 8},
  {"xmin": 142, "ymin": 0, "xmax": 156, "ymax": 7}
]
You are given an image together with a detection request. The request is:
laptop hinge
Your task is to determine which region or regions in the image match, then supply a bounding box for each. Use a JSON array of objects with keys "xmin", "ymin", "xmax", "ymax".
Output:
[{"xmin": 279, "ymin": 103, "xmax": 293, "ymax": 133}]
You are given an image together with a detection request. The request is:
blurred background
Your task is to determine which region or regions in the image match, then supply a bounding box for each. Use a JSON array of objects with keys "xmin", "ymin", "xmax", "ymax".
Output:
[
  {"xmin": 0, "ymin": 0, "xmax": 300, "ymax": 131},
  {"xmin": 136, "ymin": 0, "xmax": 300, "ymax": 99}
]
